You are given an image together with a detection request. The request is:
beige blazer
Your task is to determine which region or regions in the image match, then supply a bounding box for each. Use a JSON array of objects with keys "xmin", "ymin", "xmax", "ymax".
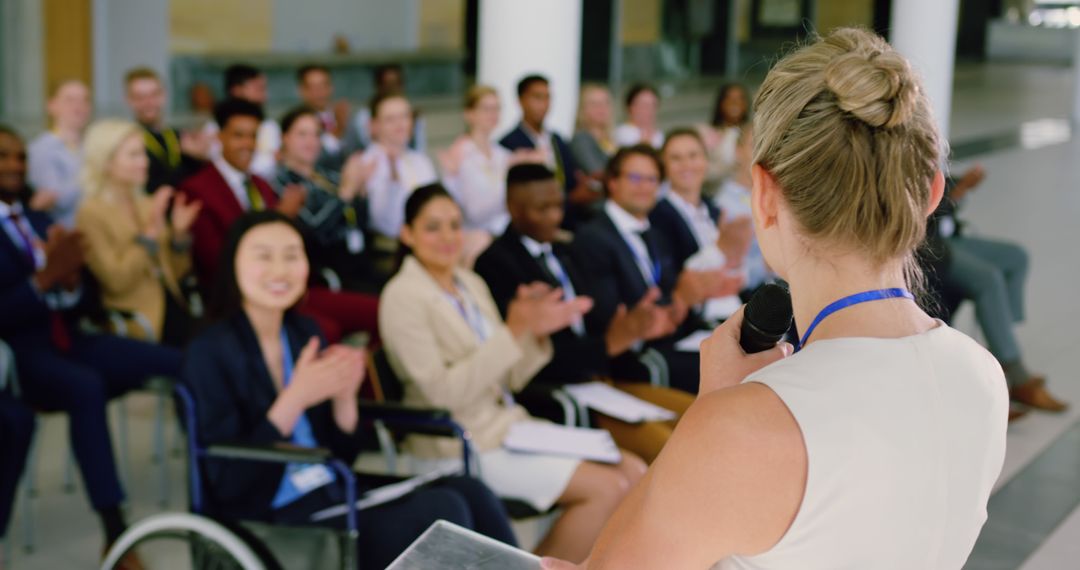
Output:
[
  {"xmin": 379, "ymin": 256, "xmax": 553, "ymax": 457},
  {"xmin": 76, "ymin": 193, "xmax": 192, "ymax": 341}
]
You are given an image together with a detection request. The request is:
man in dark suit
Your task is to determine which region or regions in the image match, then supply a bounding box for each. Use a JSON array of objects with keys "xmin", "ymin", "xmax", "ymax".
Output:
[
  {"xmin": 125, "ymin": 67, "xmax": 209, "ymax": 193},
  {"xmin": 475, "ymin": 164, "xmax": 695, "ymax": 461},
  {"xmin": 499, "ymin": 74, "xmax": 599, "ymax": 229},
  {"xmin": 0, "ymin": 344, "xmax": 33, "ymax": 551},
  {"xmin": 570, "ymin": 145, "xmax": 742, "ymax": 393},
  {"xmin": 179, "ymin": 100, "xmax": 377, "ymax": 344},
  {"xmin": 0, "ymin": 124, "xmax": 181, "ymax": 557},
  {"xmin": 650, "ymin": 128, "xmax": 753, "ymax": 284}
]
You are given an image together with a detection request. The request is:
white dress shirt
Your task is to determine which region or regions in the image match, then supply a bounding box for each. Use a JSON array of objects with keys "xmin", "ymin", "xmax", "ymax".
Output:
[
  {"xmin": 604, "ymin": 200, "xmax": 658, "ymax": 287},
  {"xmin": 614, "ymin": 123, "xmax": 664, "ymax": 149},
  {"xmin": 212, "ymin": 156, "xmax": 253, "ymax": 210},
  {"xmin": 664, "ymin": 189, "xmax": 719, "ymax": 253},
  {"xmin": 444, "ymin": 138, "xmax": 512, "ymax": 233},
  {"xmin": 520, "ymin": 235, "xmax": 585, "ymax": 336},
  {"xmin": 363, "ymin": 143, "xmax": 438, "ymax": 238}
]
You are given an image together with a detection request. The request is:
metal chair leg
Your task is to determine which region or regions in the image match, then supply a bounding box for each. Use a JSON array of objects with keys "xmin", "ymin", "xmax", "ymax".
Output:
[
  {"xmin": 62, "ymin": 445, "xmax": 76, "ymax": 494},
  {"xmin": 153, "ymin": 389, "xmax": 170, "ymax": 507},
  {"xmin": 19, "ymin": 430, "xmax": 37, "ymax": 554},
  {"xmin": 114, "ymin": 399, "xmax": 132, "ymax": 489}
]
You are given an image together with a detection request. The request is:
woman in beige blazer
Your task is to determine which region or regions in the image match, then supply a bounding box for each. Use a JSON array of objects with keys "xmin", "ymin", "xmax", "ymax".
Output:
[
  {"xmin": 77, "ymin": 119, "xmax": 201, "ymax": 345},
  {"xmin": 379, "ymin": 184, "xmax": 646, "ymax": 563}
]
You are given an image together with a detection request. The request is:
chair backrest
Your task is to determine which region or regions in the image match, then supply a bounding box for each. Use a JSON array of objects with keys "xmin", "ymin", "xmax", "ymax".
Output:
[{"xmin": 370, "ymin": 348, "xmax": 406, "ymax": 403}]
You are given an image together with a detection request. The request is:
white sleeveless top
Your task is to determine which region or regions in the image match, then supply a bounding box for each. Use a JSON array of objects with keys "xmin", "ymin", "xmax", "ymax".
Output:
[{"xmin": 716, "ymin": 323, "xmax": 1008, "ymax": 570}]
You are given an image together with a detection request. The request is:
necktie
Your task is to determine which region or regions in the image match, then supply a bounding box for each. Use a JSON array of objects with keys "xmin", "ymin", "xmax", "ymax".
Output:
[
  {"xmin": 9, "ymin": 213, "xmax": 71, "ymax": 351},
  {"xmin": 245, "ymin": 177, "xmax": 265, "ymax": 211},
  {"xmin": 7, "ymin": 212, "xmax": 36, "ymax": 265}
]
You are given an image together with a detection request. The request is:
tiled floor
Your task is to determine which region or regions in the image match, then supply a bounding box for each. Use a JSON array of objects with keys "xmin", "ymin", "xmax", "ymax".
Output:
[{"xmin": 3, "ymin": 61, "xmax": 1079, "ymax": 569}]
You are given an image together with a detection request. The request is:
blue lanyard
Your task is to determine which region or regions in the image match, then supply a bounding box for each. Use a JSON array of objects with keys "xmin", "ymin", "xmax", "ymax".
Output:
[
  {"xmin": 280, "ymin": 329, "xmax": 294, "ymax": 384},
  {"xmin": 797, "ymin": 288, "xmax": 915, "ymax": 350},
  {"xmin": 445, "ymin": 286, "xmax": 489, "ymax": 342}
]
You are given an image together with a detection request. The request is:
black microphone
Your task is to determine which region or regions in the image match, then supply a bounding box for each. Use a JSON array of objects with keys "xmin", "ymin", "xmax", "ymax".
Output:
[{"xmin": 740, "ymin": 283, "xmax": 793, "ymax": 354}]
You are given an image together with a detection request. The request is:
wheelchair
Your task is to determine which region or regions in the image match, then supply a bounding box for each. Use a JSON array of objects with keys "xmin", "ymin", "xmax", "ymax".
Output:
[{"xmin": 101, "ymin": 380, "xmax": 475, "ymax": 570}]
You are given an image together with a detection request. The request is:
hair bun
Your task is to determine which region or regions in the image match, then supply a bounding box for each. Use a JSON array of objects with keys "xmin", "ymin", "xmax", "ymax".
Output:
[{"xmin": 824, "ymin": 49, "xmax": 917, "ymax": 128}]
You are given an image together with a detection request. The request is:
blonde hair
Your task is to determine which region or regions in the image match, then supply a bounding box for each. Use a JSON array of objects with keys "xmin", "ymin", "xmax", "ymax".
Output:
[
  {"xmin": 81, "ymin": 119, "xmax": 144, "ymax": 200},
  {"xmin": 464, "ymin": 84, "xmax": 498, "ymax": 109},
  {"xmin": 753, "ymin": 28, "xmax": 942, "ymax": 267},
  {"xmin": 575, "ymin": 83, "xmax": 613, "ymax": 131}
]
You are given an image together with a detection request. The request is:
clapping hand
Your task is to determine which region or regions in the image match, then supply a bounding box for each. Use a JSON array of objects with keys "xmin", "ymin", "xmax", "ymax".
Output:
[
  {"xmin": 277, "ymin": 184, "xmax": 307, "ymax": 218},
  {"xmin": 717, "ymin": 215, "xmax": 753, "ymax": 270},
  {"xmin": 170, "ymin": 192, "xmax": 202, "ymax": 237},
  {"xmin": 285, "ymin": 338, "xmax": 366, "ymax": 408},
  {"xmin": 506, "ymin": 282, "xmax": 594, "ymax": 339},
  {"xmin": 339, "ymin": 152, "xmax": 372, "ymax": 201}
]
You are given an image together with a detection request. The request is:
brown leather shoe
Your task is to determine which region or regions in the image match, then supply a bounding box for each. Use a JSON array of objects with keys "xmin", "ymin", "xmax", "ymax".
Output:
[
  {"xmin": 1008, "ymin": 408, "xmax": 1029, "ymax": 422},
  {"xmin": 1012, "ymin": 376, "xmax": 1068, "ymax": 413},
  {"xmin": 103, "ymin": 544, "xmax": 146, "ymax": 570}
]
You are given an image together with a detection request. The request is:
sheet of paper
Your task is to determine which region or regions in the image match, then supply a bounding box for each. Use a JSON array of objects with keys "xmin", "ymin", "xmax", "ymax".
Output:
[
  {"xmin": 675, "ymin": 330, "xmax": 712, "ymax": 352},
  {"xmin": 564, "ymin": 382, "xmax": 676, "ymax": 423},
  {"xmin": 310, "ymin": 463, "xmax": 462, "ymax": 522},
  {"xmin": 703, "ymin": 295, "xmax": 743, "ymax": 322},
  {"xmin": 503, "ymin": 422, "xmax": 621, "ymax": 464},
  {"xmin": 387, "ymin": 520, "xmax": 540, "ymax": 570}
]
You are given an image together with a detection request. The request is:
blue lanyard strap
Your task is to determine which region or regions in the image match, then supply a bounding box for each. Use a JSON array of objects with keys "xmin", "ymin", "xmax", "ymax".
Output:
[
  {"xmin": 280, "ymin": 329, "xmax": 294, "ymax": 386},
  {"xmin": 797, "ymin": 288, "xmax": 915, "ymax": 350},
  {"xmin": 622, "ymin": 234, "xmax": 661, "ymax": 286}
]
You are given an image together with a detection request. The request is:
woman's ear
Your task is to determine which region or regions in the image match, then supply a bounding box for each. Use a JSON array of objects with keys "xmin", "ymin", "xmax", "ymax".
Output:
[
  {"xmin": 751, "ymin": 163, "xmax": 780, "ymax": 230},
  {"xmin": 399, "ymin": 225, "xmax": 414, "ymax": 249},
  {"xmin": 927, "ymin": 170, "xmax": 945, "ymax": 216}
]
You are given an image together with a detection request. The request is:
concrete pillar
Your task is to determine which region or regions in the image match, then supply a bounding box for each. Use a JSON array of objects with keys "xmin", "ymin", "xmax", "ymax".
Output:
[
  {"xmin": 477, "ymin": 0, "xmax": 583, "ymax": 137},
  {"xmin": 92, "ymin": 0, "xmax": 170, "ymax": 118},
  {"xmin": 890, "ymin": 0, "xmax": 960, "ymax": 141}
]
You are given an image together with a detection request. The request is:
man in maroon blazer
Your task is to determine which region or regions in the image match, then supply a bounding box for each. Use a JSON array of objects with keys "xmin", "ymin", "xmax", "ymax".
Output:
[{"xmin": 180, "ymin": 99, "xmax": 378, "ymax": 343}]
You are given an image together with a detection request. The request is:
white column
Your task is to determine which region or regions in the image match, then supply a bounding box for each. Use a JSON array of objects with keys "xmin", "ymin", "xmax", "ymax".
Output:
[
  {"xmin": 93, "ymin": 0, "xmax": 170, "ymax": 118},
  {"xmin": 890, "ymin": 0, "xmax": 960, "ymax": 141},
  {"xmin": 1072, "ymin": 29, "xmax": 1080, "ymax": 124},
  {"xmin": 0, "ymin": 0, "xmax": 45, "ymax": 127},
  {"xmin": 477, "ymin": 0, "xmax": 583, "ymax": 138}
]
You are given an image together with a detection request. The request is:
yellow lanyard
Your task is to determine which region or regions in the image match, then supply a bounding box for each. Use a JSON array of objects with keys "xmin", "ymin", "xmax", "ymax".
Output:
[
  {"xmin": 550, "ymin": 134, "xmax": 566, "ymax": 188},
  {"xmin": 143, "ymin": 128, "xmax": 181, "ymax": 170},
  {"xmin": 245, "ymin": 179, "xmax": 265, "ymax": 211},
  {"xmin": 311, "ymin": 171, "xmax": 359, "ymax": 229}
]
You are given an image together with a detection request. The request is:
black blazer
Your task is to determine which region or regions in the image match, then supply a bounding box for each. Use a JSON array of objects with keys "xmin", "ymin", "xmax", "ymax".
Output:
[
  {"xmin": 0, "ymin": 206, "xmax": 97, "ymax": 348},
  {"xmin": 143, "ymin": 127, "xmax": 205, "ymax": 193},
  {"xmin": 648, "ymin": 196, "xmax": 721, "ymax": 271},
  {"xmin": 499, "ymin": 124, "xmax": 579, "ymax": 195},
  {"xmin": 569, "ymin": 208, "xmax": 683, "ymax": 337},
  {"xmin": 499, "ymin": 124, "xmax": 593, "ymax": 229},
  {"xmin": 474, "ymin": 227, "xmax": 609, "ymax": 384},
  {"xmin": 180, "ymin": 311, "xmax": 362, "ymax": 520}
]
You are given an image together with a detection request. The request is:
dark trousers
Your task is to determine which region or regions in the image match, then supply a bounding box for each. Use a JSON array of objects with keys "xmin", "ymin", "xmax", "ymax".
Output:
[
  {"xmin": 0, "ymin": 392, "xmax": 34, "ymax": 537},
  {"xmin": 11, "ymin": 333, "xmax": 182, "ymax": 510},
  {"xmin": 272, "ymin": 475, "xmax": 516, "ymax": 570}
]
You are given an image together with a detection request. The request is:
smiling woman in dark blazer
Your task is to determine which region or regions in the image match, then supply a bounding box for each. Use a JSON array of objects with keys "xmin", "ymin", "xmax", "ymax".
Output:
[{"xmin": 181, "ymin": 210, "xmax": 514, "ymax": 569}]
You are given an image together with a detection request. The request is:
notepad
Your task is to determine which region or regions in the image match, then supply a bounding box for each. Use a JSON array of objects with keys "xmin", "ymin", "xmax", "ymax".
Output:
[
  {"xmin": 503, "ymin": 422, "xmax": 622, "ymax": 464},
  {"xmin": 563, "ymin": 382, "xmax": 676, "ymax": 423},
  {"xmin": 387, "ymin": 520, "xmax": 540, "ymax": 570},
  {"xmin": 309, "ymin": 463, "xmax": 462, "ymax": 522}
]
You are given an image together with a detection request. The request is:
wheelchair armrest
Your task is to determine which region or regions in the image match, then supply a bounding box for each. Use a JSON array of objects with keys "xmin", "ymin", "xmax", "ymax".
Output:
[
  {"xmin": 357, "ymin": 401, "xmax": 466, "ymax": 438},
  {"xmin": 204, "ymin": 442, "xmax": 333, "ymax": 464}
]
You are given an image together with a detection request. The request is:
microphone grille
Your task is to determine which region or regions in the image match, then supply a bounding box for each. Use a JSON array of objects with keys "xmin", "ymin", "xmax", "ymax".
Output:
[{"xmin": 744, "ymin": 283, "xmax": 793, "ymax": 335}]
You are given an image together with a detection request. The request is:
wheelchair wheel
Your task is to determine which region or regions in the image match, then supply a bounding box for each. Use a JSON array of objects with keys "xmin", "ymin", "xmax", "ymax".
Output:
[{"xmin": 100, "ymin": 512, "xmax": 279, "ymax": 570}]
